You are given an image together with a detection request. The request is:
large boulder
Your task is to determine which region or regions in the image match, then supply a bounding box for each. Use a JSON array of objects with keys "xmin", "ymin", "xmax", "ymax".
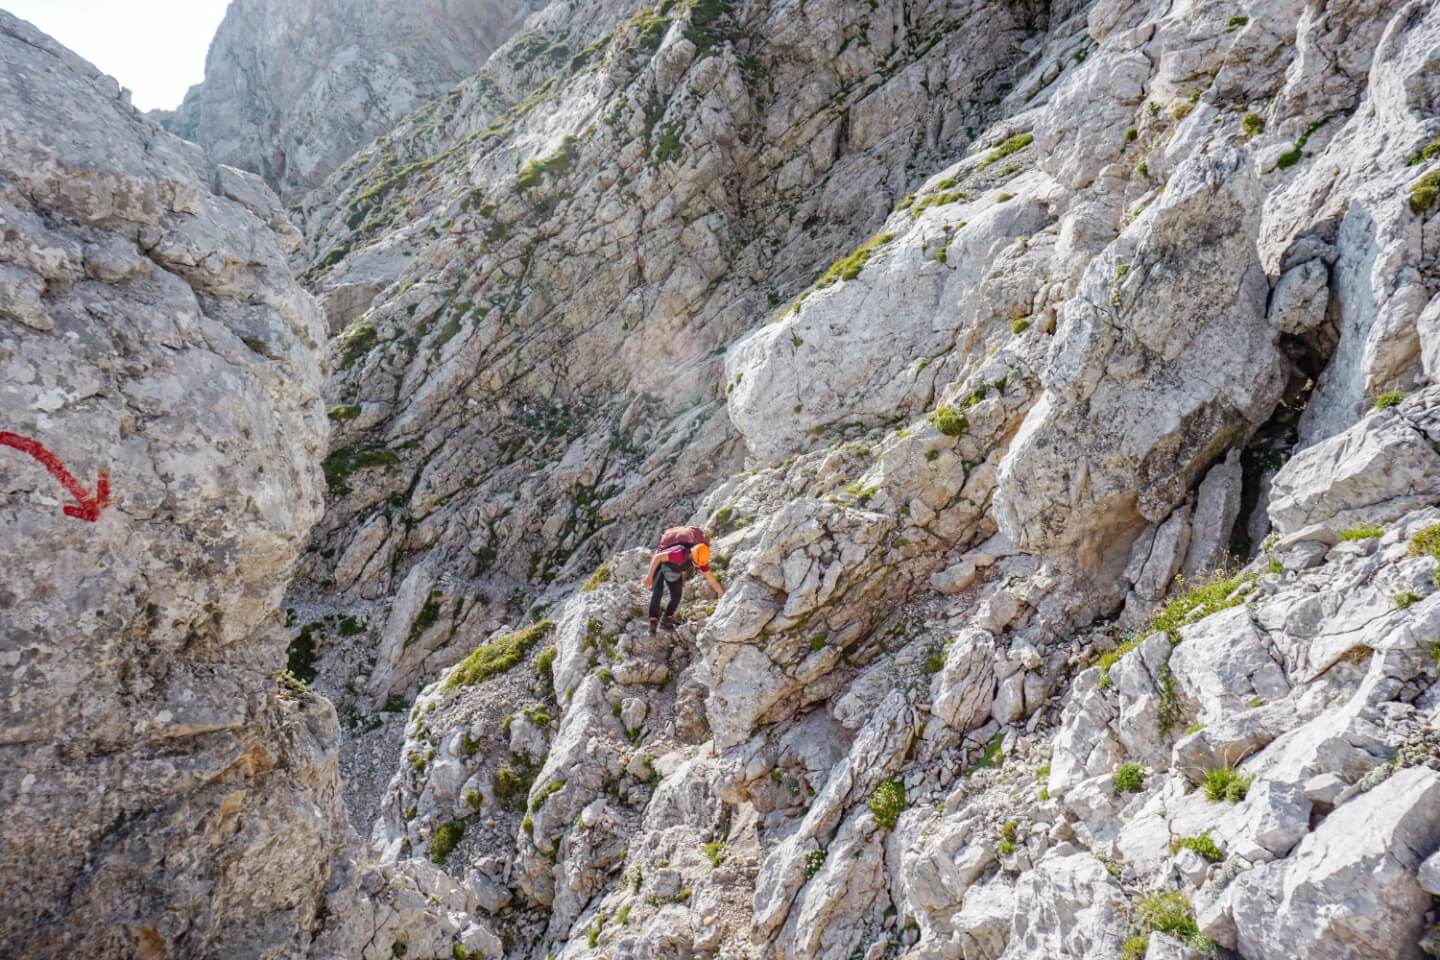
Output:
[
  {"xmin": 994, "ymin": 146, "xmax": 1284, "ymax": 563},
  {"xmin": 1268, "ymin": 388, "xmax": 1440, "ymax": 535},
  {"xmin": 1227, "ymin": 767, "xmax": 1440, "ymax": 960}
]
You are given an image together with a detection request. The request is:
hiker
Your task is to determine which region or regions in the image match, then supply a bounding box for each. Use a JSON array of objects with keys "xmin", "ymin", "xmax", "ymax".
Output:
[{"xmin": 643, "ymin": 525, "xmax": 724, "ymax": 634}]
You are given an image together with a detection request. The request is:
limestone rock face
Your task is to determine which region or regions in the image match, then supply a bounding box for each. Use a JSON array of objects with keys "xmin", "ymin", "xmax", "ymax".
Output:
[
  {"xmin": 993, "ymin": 146, "xmax": 1283, "ymax": 563},
  {"xmin": 153, "ymin": 0, "xmax": 544, "ymax": 197},
  {"xmin": 0, "ymin": 13, "xmax": 495, "ymax": 959}
]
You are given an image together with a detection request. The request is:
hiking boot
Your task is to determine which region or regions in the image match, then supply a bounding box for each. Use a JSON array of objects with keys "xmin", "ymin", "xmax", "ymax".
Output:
[
  {"xmin": 661, "ymin": 615, "xmax": 678, "ymax": 632},
  {"xmin": 648, "ymin": 618, "xmax": 659, "ymax": 636}
]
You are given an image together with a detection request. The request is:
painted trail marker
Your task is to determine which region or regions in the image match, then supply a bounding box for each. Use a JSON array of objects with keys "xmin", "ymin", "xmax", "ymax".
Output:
[{"xmin": 0, "ymin": 431, "xmax": 111, "ymax": 522}]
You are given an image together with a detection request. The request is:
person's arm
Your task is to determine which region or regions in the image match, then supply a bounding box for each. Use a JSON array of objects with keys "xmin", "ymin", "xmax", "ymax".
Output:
[
  {"xmin": 643, "ymin": 553, "xmax": 664, "ymax": 588},
  {"xmin": 702, "ymin": 569, "xmax": 725, "ymax": 598}
]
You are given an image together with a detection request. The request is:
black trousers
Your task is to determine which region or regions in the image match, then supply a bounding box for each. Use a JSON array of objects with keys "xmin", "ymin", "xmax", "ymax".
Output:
[{"xmin": 649, "ymin": 576, "xmax": 683, "ymax": 620}]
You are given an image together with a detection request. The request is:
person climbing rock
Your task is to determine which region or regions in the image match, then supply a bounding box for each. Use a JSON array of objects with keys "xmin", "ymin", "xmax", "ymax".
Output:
[{"xmin": 643, "ymin": 525, "xmax": 724, "ymax": 634}]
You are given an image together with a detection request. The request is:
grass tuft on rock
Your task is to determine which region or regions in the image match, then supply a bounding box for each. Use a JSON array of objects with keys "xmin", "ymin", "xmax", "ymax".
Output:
[
  {"xmin": 1113, "ymin": 763, "xmax": 1145, "ymax": 794},
  {"xmin": 816, "ymin": 231, "xmax": 896, "ymax": 288},
  {"xmin": 582, "ymin": 562, "xmax": 612, "ymax": 592},
  {"xmin": 1132, "ymin": 890, "xmax": 1215, "ymax": 955},
  {"xmin": 1140, "ymin": 570, "xmax": 1256, "ymax": 644},
  {"xmin": 1202, "ymin": 766, "xmax": 1252, "ymax": 803},
  {"xmin": 430, "ymin": 821, "xmax": 463, "ymax": 865},
  {"xmin": 978, "ymin": 132, "xmax": 1034, "ymax": 170},
  {"xmin": 1408, "ymin": 524, "xmax": 1440, "ymax": 560},
  {"xmin": 930, "ymin": 406, "xmax": 968, "ymax": 437},
  {"xmin": 1170, "ymin": 832, "xmax": 1224, "ymax": 863},
  {"xmin": 1338, "ymin": 523, "xmax": 1385, "ymax": 541},
  {"xmin": 447, "ymin": 620, "xmax": 555, "ymax": 690},
  {"xmin": 1374, "ymin": 389, "xmax": 1405, "ymax": 409}
]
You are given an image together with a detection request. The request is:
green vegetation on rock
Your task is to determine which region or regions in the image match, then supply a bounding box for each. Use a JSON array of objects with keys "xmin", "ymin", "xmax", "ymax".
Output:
[
  {"xmin": 447, "ymin": 620, "xmax": 555, "ymax": 690},
  {"xmin": 869, "ymin": 778, "xmax": 906, "ymax": 830},
  {"xmin": 430, "ymin": 821, "xmax": 463, "ymax": 865},
  {"xmin": 1112, "ymin": 763, "xmax": 1145, "ymax": 794}
]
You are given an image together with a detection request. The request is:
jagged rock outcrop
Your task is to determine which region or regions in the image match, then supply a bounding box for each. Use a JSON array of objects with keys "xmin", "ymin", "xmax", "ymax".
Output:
[
  {"xmin": 0, "ymin": 13, "xmax": 496, "ymax": 959},
  {"xmin": 152, "ymin": 0, "xmax": 544, "ymax": 197}
]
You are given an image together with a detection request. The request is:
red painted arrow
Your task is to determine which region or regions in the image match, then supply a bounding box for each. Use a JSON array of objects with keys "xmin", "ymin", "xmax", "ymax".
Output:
[{"xmin": 0, "ymin": 431, "xmax": 111, "ymax": 522}]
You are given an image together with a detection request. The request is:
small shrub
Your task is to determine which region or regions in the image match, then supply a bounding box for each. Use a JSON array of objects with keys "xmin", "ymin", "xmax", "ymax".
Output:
[
  {"xmin": 521, "ymin": 814, "xmax": 534, "ymax": 835},
  {"xmin": 804, "ymin": 849, "xmax": 826, "ymax": 878},
  {"xmin": 922, "ymin": 646, "xmax": 945, "ymax": 675},
  {"xmin": 1411, "ymin": 171, "xmax": 1440, "ymax": 215},
  {"xmin": 1113, "ymin": 763, "xmax": 1145, "ymax": 794},
  {"xmin": 997, "ymin": 818, "xmax": 1020, "ymax": 855},
  {"xmin": 1226, "ymin": 14, "xmax": 1249, "ymax": 30},
  {"xmin": 431, "ymin": 821, "xmax": 464, "ymax": 865},
  {"xmin": 322, "ymin": 444, "xmax": 399, "ymax": 496},
  {"xmin": 1338, "ymin": 523, "xmax": 1385, "ymax": 541},
  {"xmin": 869, "ymin": 778, "xmax": 907, "ymax": 830},
  {"xmin": 1374, "ymin": 389, "xmax": 1405, "ymax": 409},
  {"xmin": 996, "ymin": 192, "xmax": 1014, "ymax": 202},
  {"xmin": 1124, "ymin": 127, "xmax": 1139, "ymax": 142},
  {"xmin": 1121, "ymin": 934, "xmax": 1149, "ymax": 960},
  {"xmin": 1395, "ymin": 592, "xmax": 1421, "ymax": 610},
  {"xmin": 536, "ymin": 645, "xmax": 557, "ymax": 684},
  {"xmin": 1242, "ymin": 113, "xmax": 1265, "ymax": 137},
  {"xmin": 465, "ymin": 789, "xmax": 481, "ymax": 811},
  {"xmin": 447, "ymin": 620, "xmax": 555, "ymax": 690},
  {"xmin": 1011, "ymin": 317, "xmax": 1031, "ymax": 334},
  {"xmin": 582, "ymin": 563, "xmax": 611, "ymax": 592},
  {"xmin": 1170, "ymin": 832, "xmax": 1224, "ymax": 863},
  {"xmin": 930, "ymin": 406, "xmax": 968, "ymax": 437},
  {"xmin": 971, "ymin": 733, "xmax": 1006, "ymax": 773},
  {"xmin": 1171, "ymin": 101, "xmax": 1194, "ymax": 121},
  {"xmin": 703, "ymin": 840, "xmax": 727, "ymax": 870},
  {"xmin": 1097, "ymin": 854, "xmax": 1123, "ymax": 878},
  {"xmin": 1203, "ymin": 767, "xmax": 1252, "ymax": 803}
]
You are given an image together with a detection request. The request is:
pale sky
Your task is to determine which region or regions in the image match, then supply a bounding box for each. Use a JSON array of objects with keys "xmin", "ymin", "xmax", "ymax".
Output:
[{"xmin": 3, "ymin": 0, "xmax": 232, "ymax": 111}]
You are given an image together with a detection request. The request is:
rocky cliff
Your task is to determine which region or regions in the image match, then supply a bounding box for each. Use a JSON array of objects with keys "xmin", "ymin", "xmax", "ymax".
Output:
[
  {"xmin": 0, "ymin": 11, "xmax": 499, "ymax": 959},
  {"xmin": 152, "ymin": 0, "xmax": 544, "ymax": 197},
  {"xmin": 6, "ymin": 0, "xmax": 1440, "ymax": 958}
]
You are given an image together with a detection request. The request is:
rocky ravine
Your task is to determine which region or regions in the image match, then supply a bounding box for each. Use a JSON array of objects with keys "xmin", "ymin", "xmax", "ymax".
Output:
[{"xmin": 5, "ymin": 0, "xmax": 1440, "ymax": 959}]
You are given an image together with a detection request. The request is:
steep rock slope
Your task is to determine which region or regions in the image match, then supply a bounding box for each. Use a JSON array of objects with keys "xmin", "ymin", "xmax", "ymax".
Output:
[
  {"xmin": 153, "ymin": 0, "xmax": 545, "ymax": 198},
  {"xmin": 286, "ymin": 0, "xmax": 1440, "ymax": 958},
  {"xmin": 0, "ymin": 13, "xmax": 499, "ymax": 959},
  {"xmin": 288, "ymin": 0, "xmax": 1062, "ymax": 713}
]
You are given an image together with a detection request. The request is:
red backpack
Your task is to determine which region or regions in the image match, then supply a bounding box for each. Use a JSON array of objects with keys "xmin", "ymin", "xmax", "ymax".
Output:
[{"xmin": 658, "ymin": 526, "xmax": 709, "ymax": 549}]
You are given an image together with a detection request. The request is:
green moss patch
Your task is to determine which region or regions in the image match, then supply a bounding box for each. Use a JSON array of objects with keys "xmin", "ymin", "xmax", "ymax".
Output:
[{"xmin": 447, "ymin": 619, "xmax": 555, "ymax": 690}]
